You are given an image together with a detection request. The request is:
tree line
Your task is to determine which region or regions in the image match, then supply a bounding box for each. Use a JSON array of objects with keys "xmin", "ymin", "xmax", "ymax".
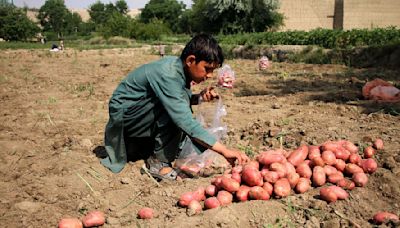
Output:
[{"xmin": 0, "ymin": 0, "xmax": 283, "ymax": 41}]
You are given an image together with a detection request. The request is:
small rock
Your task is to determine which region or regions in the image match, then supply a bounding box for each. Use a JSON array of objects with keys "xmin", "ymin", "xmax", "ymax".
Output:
[
  {"xmin": 322, "ymin": 219, "xmax": 341, "ymax": 228},
  {"xmin": 80, "ymin": 138, "xmax": 93, "ymax": 149},
  {"xmin": 14, "ymin": 201, "xmax": 42, "ymax": 213},
  {"xmin": 268, "ymin": 127, "xmax": 281, "ymax": 137},
  {"xmin": 383, "ymin": 157, "xmax": 397, "ymax": 171},
  {"xmin": 310, "ymin": 200, "xmax": 325, "ymax": 210},
  {"xmin": 272, "ymin": 103, "xmax": 281, "ymax": 109},
  {"xmin": 106, "ymin": 217, "xmax": 120, "ymax": 225},
  {"xmin": 120, "ymin": 178, "xmax": 131, "ymax": 184}
]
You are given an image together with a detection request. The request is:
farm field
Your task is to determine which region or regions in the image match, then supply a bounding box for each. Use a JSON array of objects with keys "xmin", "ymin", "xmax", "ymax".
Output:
[{"xmin": 0, "ymin": 47, "xmax": 399, "ymax": 227}]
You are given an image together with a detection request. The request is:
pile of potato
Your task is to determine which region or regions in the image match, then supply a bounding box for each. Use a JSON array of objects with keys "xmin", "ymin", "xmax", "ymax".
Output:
[{"xmin": 178, "ymin": 138, "xmax": 397, "ymax": 220}]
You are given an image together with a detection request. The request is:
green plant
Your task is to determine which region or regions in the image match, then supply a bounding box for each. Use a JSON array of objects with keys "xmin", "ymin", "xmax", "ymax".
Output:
[{"xmin": 237, "ymin": 144, "xmax": 256, "ymax": 158}]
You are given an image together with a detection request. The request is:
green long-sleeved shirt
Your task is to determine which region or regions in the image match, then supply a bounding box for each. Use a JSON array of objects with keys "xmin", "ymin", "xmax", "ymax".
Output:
[{"xmin": 101, "ymin": 56, "xmax": 217, "ymax": 173}]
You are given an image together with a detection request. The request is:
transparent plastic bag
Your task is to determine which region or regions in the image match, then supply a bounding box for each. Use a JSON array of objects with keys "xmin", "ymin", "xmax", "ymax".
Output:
[
  {"xmin": 217, "ymin": 64, "xmax": 235, "ymax": 88},
  {"xmin": 175, "ymin": 99, "xmax": 230, "ymax": 177},
  {"xmin": 362, "ymin": 78, "xmax": 400, "ymax": 102},
  {"xmin": 259, "ymin": 56, "xmax": 271, "ymax": 71}
]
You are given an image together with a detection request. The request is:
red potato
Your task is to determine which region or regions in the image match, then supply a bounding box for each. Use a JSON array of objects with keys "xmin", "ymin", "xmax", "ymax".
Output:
[
  {"xmin": 262, "ymin": 182, "xmax": 274, "ymax": 196},
  {"xmin": 361, "ymin": 158, "xmax": 378, "ymax": 174},
  {"xmin": 373, "ymin": 138, "xmax": 384, "ymax": 150},
  {"xmin": 204, "ymin": 197, "xmax": 220, "ymax": 209},
  {"xmin": 137, "ymin": 207, "xmax": 154, "ymax": 219},
  {"xmin": 372, "ymin": 212, "xmax": 399, "ymax": 225},
  {"xmin": 246, "ymin": 161, "xmax": 260, "ymax": 170},
  {"xmin": 179, "ymin": 192, "xmax": 194, "ymax": 207},
  {"xmin": 364, "ymin": 146, "xmax": 375, "ymax": 158},
  {"xmin": 336, "ymin": 178, "xmax": 355, "ymax": 190},
  {"xmin": 231, "ymin": 172, "xmax": 241, "ymax": 183},
  {"xmin": 283, "ymin": 162, "xmax": 296, "ymax": 175},
  {"xmin": 353, "ymin": 172, "xmax": 368, "ymax": 187},
  {"xmin": 287, "ymin": 172, "xmax": 300, "ymax": 188},
  {"xmin": 296, "ymin": 162, "xmax": 312, "ymax": 178},
  {"xmin": 232, "ymin": 165, "xmax": 243, "ymax": 174},
  {"xmin": 287, "ymin": 145, "xmax": 309, "ymax": 167},
  {"xmin": 334, "ymin": 159, "xmax": 346, "ymax": 172},
  {"xmin": 295, "ymin": 178, "xmax": 311, "ymax": 194},
  {"xmin": 308, "ymin": 145, "xmax": 321, "ymax": 160},
  {"xmin": 220, "ymin": 177, "xmax": 240, "ymax": 193},
  {"xmin": 311, "ymin": 157, "xmax": 325, "ymax": 167},
  {"xmin": 323, "ymin": 165, "xmax": 337, "ymax": 176},
  {"xmin": 187, "ymin": 200, "xmax": 202, "ymax": 215},
  {"xmin": 236, "ymin": 185, "xmax": 251, "ymax": 201},
  {"xmin": 205, "ymin": 185, "xmax": 217, "ymax": 197},
  {"xmin": 263, "ymin": 171, "xmax": 280, "ymax": 184},
  {"xmin": 339, "ymin": 140, "xmax": 359, "ymax": 154},
  {"xmin": 269, "ymin": 162, "xmax": 287, "ymax": 178},
  {"xmin": 260, "ymin": 167, "xmax": 269, "ymax": 177},
  {"xmin": 82, "ymin": 211, "xmax": 105, "ymax": 228},
  {"xmin": 211, "ymin": 176, "xmax": 223, "ymax": 188},
  {"xmin": 274, "ymin": 178, "xmax": 291, "ymax": 198},
  {"xmin": 333, "ymin": 148, "xmax": 350, "ymax": 161},
  {"xmin": 193, "ymin": 187, "xmax": 206, "ymax": 201},
  {"xmin": 321, "ymin": 141, "xmax": 341, "ymax": 152},
  {"xmin": 312, "ymin": 166, "xmax": 326, "ymax": 187},
  {"xmin": 249, "ymin": 186, "xmax": 270, "ymax": 200},
  {"xmin": 321, "ymin": 150, "xmax": 336, "ymax": 166},
  {"xmin": 241, "ymin": 166, "xmax": 263, "ymax": 187},
  {"xmin": 349, "ymin": 153, "xmax": 362, "ymax": 165},
  {"xmin": 329, "ymin": 186, "xmax": 349, "ymax": 200},
  {"xmin": 217, "ymin": 190, "xmax": 233, "ymax": 206},
  {"xmin": 58, "ymin": 218, "xmax": 83, "ymax": 228},
  {"xmin": 257, "ymin": 151, "xmax": 286, "ymax": 166},
  {"xmin": 320, "ymin": 187, "xmax": 338, "ymax": 203},
  {"xmin": 327, "ymin": 172, "xmax": 344, "ymax": 184},
  {"xmin": 345, "ymin": 164, "xmax": 364, "ymax": 175}
]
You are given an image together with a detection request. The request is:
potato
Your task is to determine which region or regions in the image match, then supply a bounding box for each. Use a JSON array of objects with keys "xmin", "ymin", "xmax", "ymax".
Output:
[
  {"xmin": 283, "ymin": 162, "xmax": 296, "ymax": 175},
  {"xmin": 361, "ymin": 158, "xmax": 378, "ymax": 174},
  {"xmin": 81, "ymin": 211, "xmax": 105, "ymax": 228},
  {"xmin": 221, "ymin": 177, "xmax": 240, "ymax": 193},
  {"xmin": 321, "ymin": 141, "xmax": 340, "ymax": 153},
  {"xmin": 193, "ymin": 187, "xmax": 206, "ymax": 201},
  {"xmin": 373, "ymin": 138, "xmax": 384, "ymax": 150},
  {"xmin": 246, "ymin": 161, "xmax": 260, "ymax": 170},
  {"xmin": 232, "ymin": 165, "xmax": 243, "ymax": 174},
  {"xmin": 231, "ymin": 172, "xmax": 241, "ymax": 184},
  {"xmin": 308, "ymin": 145, "xmax": 321, "ymax": 160},
  {"xmin": 241, "ymin": 166, "xmax": 263, "ymax": 187},
  {"xmin": 58, "ymin": 218, "xmax": 83, "ymax": 228},
  {"xmin": 287, "ymin": 172, "xmax": 300, "ymax": 188},
  {"xmin": 334, "ymin": 159, "xmax": 346, "ymax": 172},
  {"xmin": 323, "ymin": 165, "xmax": 337, "ymax": 176},
  {"xmin": 333, "ymin": 148, "xmax": 350, "ymax": 161},
  {"xmin": 372, "ymin": 211, "xmax": 399, "ymax": 224},
  {"xmin": 236, "ymin": 185, "xmax": 250, "ymax": 201},
  {"xmin": 269, "ymin": 162, "xmax": 287, "ymax": 178},
  {"xmin": 353, "ymin": 172, "xmax": 368, "ymax": 187},
  {"xmin": 336, "ymin": 178, "xmax": 355, "ymax": 190},
  {"xmin": 287, "ymin": 145, "xmax": 309, "ymax": 167},
  {"xmin": 263, "ymin": 171, "xmax": 280, "ymax": 184},
  {"xmin": 257, "ymin": 151, "xmax": 286, "ymax": 166},
  {"xmin": 344, "ymin": 164, "xmax": 364, "ymax": 175},
  {"xmin": 262, "ymin": 182, "xmax": 274, "ymax": 196},
  {"xmin": 249, "ymin": 186, "xmax": 270, "ymax": 200},
  {"xmin": 348, "ymin": 153, "xmax": 362, "ymax": 165},
  {"xmin": 311, "ymin": 157, "xmax": 325, "ymax": 167},
  {"xmin": 137, "ymin": 207, "xmax": 154, "ymax": 219},
  {"xmin": 204, "ymin": 197, "xmax": 220, "ymax": 209},
  {"xmin": 327, "ymin": 172, "xmax": 344, "ymax": 184},
  {"xmin": 321, "ymin": 150, "xmax": 336, "ymax": 166},
  {"xmin": 296, "ymin": 162, "xmax": 312, "ymax": 178},
  {"xmin": 211, "ymin": 176, "xmax": 223, "ymax": 188},
  {"xmin": 295, "ymin": 178, "xmax": 311, "ymax": 194},
  {"xmin": 205, "ymin": 185, "xmax": 217, "ymax": 197},
  {"xmin": 217, "ymin": 190, "xmax": 233, "ymax": 206},
  {"xmin": 329, "ymin": 186, "xmax": 349, "ymax": 200},
  {"xmin": 312, "ymin": 166, "xmax": 326, "ymax": 187},
  {"xmin": 363, "ymin": 146, "xmax": 375, "ymax": 158},
  {"xmin": 319, "ymin": 187, "xmax": 337, "ymax": 203},
  {"xmin": 274, "ymin": 178, "xmax": 291, "ymax": 198},
  {"xmin": 187, "ymin": 200, "xmax": 202, "ymax": 216},
  {"xmin": 179, "ymin": 192, "xmax": 194, "ymax": 207},
  {"xmin": 339, "ymin": 140, "xmax": 359, "ymax": 154}
]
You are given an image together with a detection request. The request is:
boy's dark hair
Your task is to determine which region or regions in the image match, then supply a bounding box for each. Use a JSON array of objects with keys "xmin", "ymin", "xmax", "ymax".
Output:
[{"xmin": 180, "ymin": 34, "xmax": 224, "ymax": 67}]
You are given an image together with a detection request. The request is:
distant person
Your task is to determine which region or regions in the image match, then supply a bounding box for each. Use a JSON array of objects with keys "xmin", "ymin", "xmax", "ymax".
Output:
[
  {"xmin": 50, "ymin": 44, "xmax": 59, "ymax": 52},
  {"xmin": 159, "ymin": 45, "xmax": 165, "ymax": 57},
  {"xmin": 59, "ymin": 40, "xmax": 64, "ymax": 50}
]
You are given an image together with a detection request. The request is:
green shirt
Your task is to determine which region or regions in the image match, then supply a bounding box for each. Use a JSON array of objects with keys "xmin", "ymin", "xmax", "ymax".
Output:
[{"xmin": 101, "ymin": 56, "xmax": 217, "ymax": 173}]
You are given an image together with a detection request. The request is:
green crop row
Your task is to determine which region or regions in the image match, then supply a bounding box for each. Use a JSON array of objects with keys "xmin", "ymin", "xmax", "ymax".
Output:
[{"xmin": 217, "ymin": 27, "xmax": 400, "ymax": 49}]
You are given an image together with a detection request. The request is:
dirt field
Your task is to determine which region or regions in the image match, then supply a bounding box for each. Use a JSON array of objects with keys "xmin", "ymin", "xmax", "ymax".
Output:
[{"xmin": 0, "ymin": 47, "xmax": 399, "ymax": 228}]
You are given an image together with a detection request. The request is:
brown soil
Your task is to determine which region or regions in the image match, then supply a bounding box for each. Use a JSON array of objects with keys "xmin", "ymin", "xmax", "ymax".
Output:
[{"xmin": 1, "ymin": 48, "xmax": 399, "ymax": 228}]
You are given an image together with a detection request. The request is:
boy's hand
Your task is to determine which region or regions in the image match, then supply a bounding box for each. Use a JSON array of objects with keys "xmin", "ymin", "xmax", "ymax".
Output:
[
  {"xmin": 222, "ymin": 148, "xmax": 250, "ymax": 165},
  {"xmin": 200, "ymin": 87, "xmax": 219, "ymax": 102}
]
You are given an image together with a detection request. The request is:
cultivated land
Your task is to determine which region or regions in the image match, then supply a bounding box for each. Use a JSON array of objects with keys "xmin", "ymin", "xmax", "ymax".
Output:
[{"xmin": 0, "ymin": 48, "xmax": 399, "ymax": 227}]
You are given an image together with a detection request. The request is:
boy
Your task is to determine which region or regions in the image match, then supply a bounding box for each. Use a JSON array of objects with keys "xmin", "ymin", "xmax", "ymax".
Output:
[{"xmin": 101, "ymin": 34, "xmax": 249, "ymax": 179}]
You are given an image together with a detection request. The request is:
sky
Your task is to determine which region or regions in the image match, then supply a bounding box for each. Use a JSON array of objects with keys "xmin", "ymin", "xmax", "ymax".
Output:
[{"xmin": 13, "ymin": 0, "xmax": 193, "ymax": 9}]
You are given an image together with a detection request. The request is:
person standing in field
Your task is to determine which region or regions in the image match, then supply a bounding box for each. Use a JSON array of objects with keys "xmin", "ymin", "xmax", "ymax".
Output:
[{"xmin": 101, "ymin": 34, "xmax": 249, "ymax": 180}]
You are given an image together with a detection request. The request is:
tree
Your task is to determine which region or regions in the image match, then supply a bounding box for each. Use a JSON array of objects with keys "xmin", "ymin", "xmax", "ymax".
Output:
[
  {"xmin": 115, "ymin": 0, "xmax": 128, "ymax": 15},
  {"xmin": 140, "ymin": 0, "xmax": 185, "ymax": 33},
  {"xmin": 37, "ymin": 0, "xmax": 69, "ymax": 37},
  {"xmin": 88, "ymin": 1, "xmax": 107, "ymax": 25},
  {"xmin": 88, "ymin": 0, "xmax": 128, "ymax": 31},
  {"xmin": 0, "ymin": 4, "xmax": 40, "ymax": 41}
]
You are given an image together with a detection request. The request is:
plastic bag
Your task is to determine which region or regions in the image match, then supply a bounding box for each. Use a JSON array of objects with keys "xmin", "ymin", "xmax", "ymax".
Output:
[
  {"xmin": 259, "ymin": 56, "xmax": 271, "ymax": 71},
  {"xmin": 362, "ymin": 78, "xmax": 400, "ymax": 102},
  {"xmin": 217, "ymin": 65, "xmax": 235, "ymax": 88},
  {"xmin": 175, "ymin": 99, "xmax": 230, "ymax": 177}
]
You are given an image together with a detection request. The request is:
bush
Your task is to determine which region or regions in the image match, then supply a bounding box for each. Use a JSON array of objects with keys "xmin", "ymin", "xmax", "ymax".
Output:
[
  {"xmin": 107, "ymin": 36, "xmax": 132, "ymax": 45},
  {"xmin": 88, "ymin": 36, "xmax": 106, "ymax": 45}
]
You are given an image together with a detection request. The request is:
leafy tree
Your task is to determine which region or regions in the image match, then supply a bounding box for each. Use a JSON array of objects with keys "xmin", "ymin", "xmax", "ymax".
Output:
[
  {"xmin": 37, "ymin": 0, "xmax": 69, "ymax": 37},
  {"xmin": 88, "ymin": 1, "xmax": 107, "ymax": 25},
  {"xmin": 88, "ymin": 0, "xmax": 129, "ymax": 31},
  {"xmin": 100, "ymin": 12, "xmax": 130, "ymax": 38},
  {"xmin": 115, "ymin": 0, "xmax": 128, "ymax": 15},
  {"xmin": 0, "ymin": 4, "xmax": 40, "ymax": 41},
  {"xmin": 140, "ymin": 0, "xmax": 185, "ymax": 33},
  {"xmin": 64, "ymin": 11, "xmax": 83, "ymax": 35}
]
